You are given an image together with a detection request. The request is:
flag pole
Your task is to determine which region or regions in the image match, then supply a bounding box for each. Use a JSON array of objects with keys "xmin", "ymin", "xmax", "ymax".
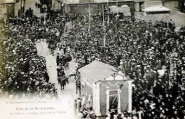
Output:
[
  {"xmin": 88, "ymin": 0, "xmax": 91, "ymax": 33},
  {"xmin": 102, "ymin": 3, "xmax": 106, "ymax": 47},
  {"xmin": 116, "ymin": 0, "xmax": 118, "ymax": 15},
  {"xmin": 107, "ymin": 0, "xmax": 109, "ymax": 25}
]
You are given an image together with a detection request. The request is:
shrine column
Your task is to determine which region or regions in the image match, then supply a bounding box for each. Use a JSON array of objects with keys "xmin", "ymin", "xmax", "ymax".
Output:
[
  {"xmin": 117, "ymin": 89, "xmax": 121, "ymax": 114},
  {"xmin": 95, "ymin": 82, "xmax": 101, "ymax": 116},
  {"xmin": 106, "ymin": 88, "xmax": 109, "ymax": 115},
  {"xmin": 128, "ymin": 80, "xmax": 132, "ymax": 113}
]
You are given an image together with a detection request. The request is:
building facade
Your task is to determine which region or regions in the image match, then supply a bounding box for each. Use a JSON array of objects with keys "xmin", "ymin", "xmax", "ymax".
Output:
[{"xmin": 0, "ymin": 0, "xmax": 165, "ymax": 20}]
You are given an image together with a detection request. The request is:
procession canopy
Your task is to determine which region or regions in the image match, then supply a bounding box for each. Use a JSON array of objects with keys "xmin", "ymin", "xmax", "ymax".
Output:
[
  {"xmin": 79, "ymin": 60, "xmax": 132, "ymax": 114},
  {"xmin": 79, "ymin": 60, "xmax": 117, "ymax": 85},
  {"xmin": 79, "ymin": 60, "xmax": 130, "ymax": 87}
]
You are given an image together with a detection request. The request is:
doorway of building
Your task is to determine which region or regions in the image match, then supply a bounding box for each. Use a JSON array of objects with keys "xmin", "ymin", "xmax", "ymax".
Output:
[{"xmin": 6, "ymin": 3, "xmax": 15, "ymax": 19}]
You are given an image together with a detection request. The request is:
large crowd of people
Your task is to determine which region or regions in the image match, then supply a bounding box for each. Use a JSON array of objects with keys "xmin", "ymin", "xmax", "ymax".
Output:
[
  {"xmin": 64, "ymin": 14, "xmax": 185, "ymax": 118},
  {"xmin": 0, "ymin": 12, "xmax": 67, "ymax": 98},
  {"xmin": 0, "ymin": 4, "xmax": 185, "ymax": 118}
]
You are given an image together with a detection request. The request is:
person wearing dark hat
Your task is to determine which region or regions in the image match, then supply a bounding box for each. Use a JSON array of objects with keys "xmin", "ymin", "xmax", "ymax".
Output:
[
  {"xmin": 117, "ymin": 113, "xmax": 123, "ymax": 119},
  {"xmin": 44, "ymin": 71, "xmax": 49, "ymax": 83},
  {"xmin": 109, "ymin": 105, "xmax": 116, "ymax": 119},
  {"xmin": 56, "ymin": 53, "xmax": 60, "ymax": 66}
]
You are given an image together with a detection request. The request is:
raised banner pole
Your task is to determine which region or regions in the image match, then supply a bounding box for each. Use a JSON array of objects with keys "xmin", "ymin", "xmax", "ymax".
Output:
[
  {"xmin": 102, "ymin": 4, "xmax": 106, "ymax": 47},
  {"xmin": 107, "ymin": 1, "xmax": 109, "ymax": 25},
  {"xmin": 88, "ymin": 0, "xmax": 91, "ymax": 33}
]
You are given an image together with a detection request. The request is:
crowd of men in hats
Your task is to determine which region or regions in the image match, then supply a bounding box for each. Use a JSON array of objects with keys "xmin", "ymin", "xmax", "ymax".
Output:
[
  {"xmin": 63, "ymin": 14, "xmax": 185, "ymax": 118},
  {"xmin": 0, "ymin": 5, "xmax": 185, "ymax": 118},
  {"xmin": 0, "ymin": 12, "xmax": 68, "ymax": 98},
  {"xmin": 56, "ymin": 52, "xmax": 72, "ymax": 91}
]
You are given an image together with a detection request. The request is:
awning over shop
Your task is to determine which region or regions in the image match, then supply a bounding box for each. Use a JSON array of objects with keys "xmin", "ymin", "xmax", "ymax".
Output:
[
  {"xmin": 143, "ymin": 6, "xmax": 171, "ymax": 13},
  {"xmin": 143, "ymin": 1, "xmax": 171, "ymax": 14}
]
